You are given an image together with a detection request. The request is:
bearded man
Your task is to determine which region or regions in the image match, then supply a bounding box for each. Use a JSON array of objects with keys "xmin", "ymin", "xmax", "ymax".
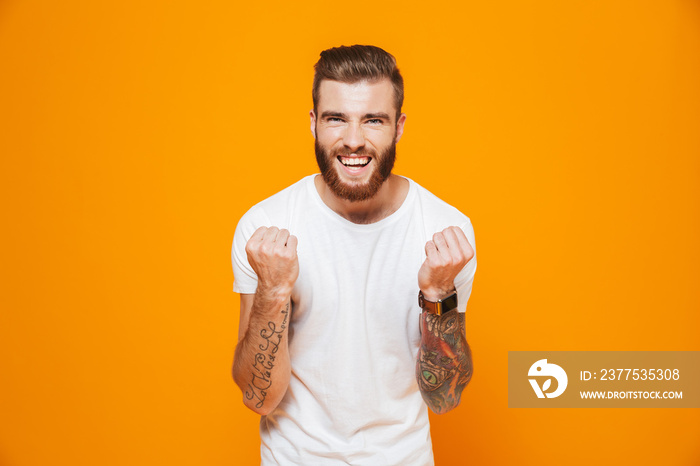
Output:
[{"xmin": 232, "ymin": 44, "xmax": 477, "ymax": 465}]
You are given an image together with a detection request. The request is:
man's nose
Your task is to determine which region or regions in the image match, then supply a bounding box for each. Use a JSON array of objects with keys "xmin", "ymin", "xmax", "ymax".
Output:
[{"xmin": 342, "ymin": 123, "xmax": 365, "ymax": 151}]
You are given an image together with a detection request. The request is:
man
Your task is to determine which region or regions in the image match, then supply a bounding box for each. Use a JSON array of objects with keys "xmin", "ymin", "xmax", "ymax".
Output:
[{"xmin": 232, "ymin": 45, "xmax": 477, "ymax": 465}]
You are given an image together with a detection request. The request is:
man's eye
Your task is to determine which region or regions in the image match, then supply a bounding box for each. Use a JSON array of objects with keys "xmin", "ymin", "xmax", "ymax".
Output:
[
  {"xmin": 366, "ymin": 119, "xmax": 382, "ymax": 124},
  {"xmin": 327, "ymin": 117, "xmax": 343, "ymax": 123}
]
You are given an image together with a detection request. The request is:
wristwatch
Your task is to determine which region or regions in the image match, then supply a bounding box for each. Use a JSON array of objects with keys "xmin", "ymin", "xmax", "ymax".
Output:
[{"xmin": 418, "ymin": 290, "xmax": 458, "ymax": 316}]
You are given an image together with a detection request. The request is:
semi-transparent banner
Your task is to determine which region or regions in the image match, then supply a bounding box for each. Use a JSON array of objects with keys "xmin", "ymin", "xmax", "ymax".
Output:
[{"xmin": 508, "ymin": 351, "xmax": 700, "ymax": 408}]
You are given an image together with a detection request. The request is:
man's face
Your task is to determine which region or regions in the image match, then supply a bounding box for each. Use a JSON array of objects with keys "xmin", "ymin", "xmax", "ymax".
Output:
[{"xmin": 311, "ymin": 79, "xmax": 406, "ymax": 202}]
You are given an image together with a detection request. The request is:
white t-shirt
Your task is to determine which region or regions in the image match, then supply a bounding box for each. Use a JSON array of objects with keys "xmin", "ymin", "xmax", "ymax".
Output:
[{"xmin": 232, "ymin": 175, "xmax": 476, "ymax": 465}]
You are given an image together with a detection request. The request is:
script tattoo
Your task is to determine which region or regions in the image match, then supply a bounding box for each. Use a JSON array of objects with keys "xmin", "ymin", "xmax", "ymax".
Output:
[
  {"xmin": 416, "ymin": 310, "xmax": 473, "ymax": 414},
  {"xmin": 245, "ymin": 302, "xmax": 290, "ymax": 409}
]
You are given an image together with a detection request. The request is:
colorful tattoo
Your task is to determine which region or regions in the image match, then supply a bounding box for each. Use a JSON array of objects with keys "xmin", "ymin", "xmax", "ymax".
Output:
[
  {"xmin": 244, "ymin": 302, "xmax": 290, "ymax": 409},
  {"xmin": 416, "ymin": 310, "xmax": 472, "ymax": 414}
]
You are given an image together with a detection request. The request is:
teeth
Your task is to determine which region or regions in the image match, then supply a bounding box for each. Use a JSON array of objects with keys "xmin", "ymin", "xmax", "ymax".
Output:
[{"xmin": 340, "ymin": 157, "xmax": 369, "ymax": 166}]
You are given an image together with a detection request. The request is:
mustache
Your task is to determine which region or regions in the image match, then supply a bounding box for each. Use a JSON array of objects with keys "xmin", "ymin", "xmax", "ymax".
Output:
[{"xmin": 331, "ymin": 147, "xmax": 377, "ymax": 157}]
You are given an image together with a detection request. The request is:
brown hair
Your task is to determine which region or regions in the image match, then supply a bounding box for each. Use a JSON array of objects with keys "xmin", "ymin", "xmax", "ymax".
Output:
[{"xmin": 312, "ymin": 45, "xmax": 404, "ymax": 121}]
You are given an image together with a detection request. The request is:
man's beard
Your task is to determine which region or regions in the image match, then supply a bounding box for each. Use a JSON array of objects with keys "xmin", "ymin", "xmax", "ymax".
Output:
[{"xmin": 315, "ymin": 139, "xmax": 397, "ymax": 203}]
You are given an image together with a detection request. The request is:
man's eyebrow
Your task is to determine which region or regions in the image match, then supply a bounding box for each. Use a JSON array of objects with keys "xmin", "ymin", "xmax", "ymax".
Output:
[
  {"xmin": 364, "ymin": 113, "xmax": 391, "ymax": 120},
  {"xmin": 320, "ymin": 111, "xmax": 347, "ymax": 119},
  {"xmin": 319, "ymin": 111, "xmax": 392, "ymax": 121}
]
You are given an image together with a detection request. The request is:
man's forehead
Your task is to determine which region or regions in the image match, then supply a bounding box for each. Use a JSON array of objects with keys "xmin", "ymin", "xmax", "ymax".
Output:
[{"xmin": 316, "ymin": 78, "xmax": 396, "ymax": 111}]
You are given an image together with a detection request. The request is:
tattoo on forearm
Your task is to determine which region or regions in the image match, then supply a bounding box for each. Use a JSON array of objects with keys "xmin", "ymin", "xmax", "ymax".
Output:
[
  {"xmin": 416, "ymin": 311, "xmax": 473, "ymax": 413},
  {"xmin": 244, "ymin": 302, "xmax": 290, "ymax": 409}
]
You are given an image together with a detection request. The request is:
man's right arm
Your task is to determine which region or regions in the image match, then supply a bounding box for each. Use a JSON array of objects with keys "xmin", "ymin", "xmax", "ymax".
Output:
[{"xmin": 232, "ymin": 226, "xmax": 298, "ymax": 416}]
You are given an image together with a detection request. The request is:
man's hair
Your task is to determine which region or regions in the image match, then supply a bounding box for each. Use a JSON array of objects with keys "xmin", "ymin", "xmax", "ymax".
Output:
[{"xmin": 312, "ymin": 45, "xmax": 404, "ymax": 121}]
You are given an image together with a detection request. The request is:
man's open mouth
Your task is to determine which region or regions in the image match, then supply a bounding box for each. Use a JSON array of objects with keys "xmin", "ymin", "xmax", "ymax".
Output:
[{"xmin": 338, "ymin": 156, "xmax": 371, "ymax": 168}]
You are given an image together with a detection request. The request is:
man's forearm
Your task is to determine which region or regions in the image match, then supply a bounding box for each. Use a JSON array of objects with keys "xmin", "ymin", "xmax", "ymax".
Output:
[
  {"xmin": 233, "ymin": 291, "xmax": 292, "ymax": 416},
  {"xmin": 416, "ymin": 310, "xmax": 473, "ymax": 414}
]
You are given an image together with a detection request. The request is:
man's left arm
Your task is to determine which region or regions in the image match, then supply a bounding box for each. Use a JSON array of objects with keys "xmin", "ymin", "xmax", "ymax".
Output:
[{"xmin": 416, "ymin": 226, "xmax": 475, "ymax": 414}]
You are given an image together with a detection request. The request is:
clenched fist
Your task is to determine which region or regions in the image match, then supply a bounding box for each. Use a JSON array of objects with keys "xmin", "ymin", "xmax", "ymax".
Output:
[
  {"xmin": 418, "ymin": 226, "xmax": 474, "ymax": 301},
  {"xmin": 245, "ymin": 226, "xmax": 299, "ymax": 297}
]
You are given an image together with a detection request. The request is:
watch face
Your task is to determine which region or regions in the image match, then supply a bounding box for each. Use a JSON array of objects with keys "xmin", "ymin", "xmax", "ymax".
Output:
[{"xmin": 442, "ymin": 293, "xmax": 458, "ymax": 313}]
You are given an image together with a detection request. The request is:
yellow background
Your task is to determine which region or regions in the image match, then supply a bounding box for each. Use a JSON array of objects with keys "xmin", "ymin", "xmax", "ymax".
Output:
[{"xmin": 1, "ymin": 1, "xmax": 699, "ymax": 465}]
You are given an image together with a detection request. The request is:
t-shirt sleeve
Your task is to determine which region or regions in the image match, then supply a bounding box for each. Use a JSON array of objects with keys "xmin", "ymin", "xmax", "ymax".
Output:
[
  {"xmin": 231, "ymin": 208, "xmax": 266, "ymax": 294},
  {"xmin": 454, "ymin": 219, "xmax": 477, "ymax": 313}
]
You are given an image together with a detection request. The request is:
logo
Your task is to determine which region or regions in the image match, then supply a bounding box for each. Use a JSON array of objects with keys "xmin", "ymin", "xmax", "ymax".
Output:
[{"xmin": 528, "ymin": 359, "xmax": 568, "ymax": 398}]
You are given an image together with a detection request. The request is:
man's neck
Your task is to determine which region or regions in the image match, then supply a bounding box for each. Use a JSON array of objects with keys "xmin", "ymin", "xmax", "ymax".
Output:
[{"xmin": 314, "ymin": 174, "xmax": 409, "ymax": 225}]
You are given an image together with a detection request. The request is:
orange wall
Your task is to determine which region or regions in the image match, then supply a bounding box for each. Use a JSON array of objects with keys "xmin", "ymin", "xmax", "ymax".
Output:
[{"xmin": 1, "ymin": 1, "xmax": 699, "ymax": 465}]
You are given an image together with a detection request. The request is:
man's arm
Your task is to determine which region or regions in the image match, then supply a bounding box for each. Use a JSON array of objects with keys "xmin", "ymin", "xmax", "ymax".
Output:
[
  {"xmin": 232, "ymin": 226, "xmax": 298, "ymax": 416},
  {"xmin": 416, "ymin": 226, "xmax": 475, "ymax": 414},
  {"xmin": 417, "ymin": 309, "xmax": 473, "ymax": 414}
]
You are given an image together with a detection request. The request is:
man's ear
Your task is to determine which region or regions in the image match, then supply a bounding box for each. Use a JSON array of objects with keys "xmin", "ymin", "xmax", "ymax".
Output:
[
  {"xmin": 310, "ymin": 110, "xmax": 317, "ymax": 139},
  {"xmin": 395, "ymin": 113, "xmax": 407, "ymax": 143}
]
